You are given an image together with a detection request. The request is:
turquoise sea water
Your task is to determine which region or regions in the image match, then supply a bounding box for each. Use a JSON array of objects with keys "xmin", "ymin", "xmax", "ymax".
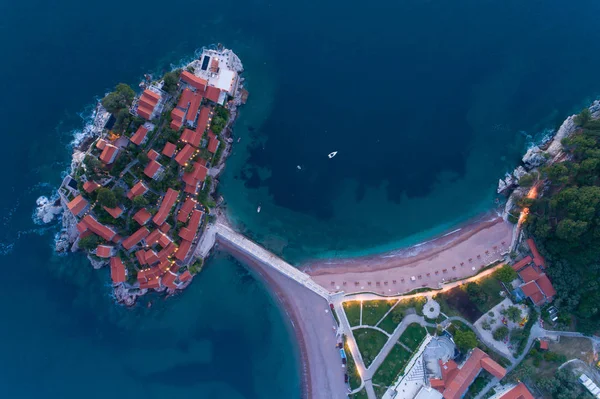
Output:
[{"xmin": 2, "ymin": 0, "xmax": 600, "ymax": 397}]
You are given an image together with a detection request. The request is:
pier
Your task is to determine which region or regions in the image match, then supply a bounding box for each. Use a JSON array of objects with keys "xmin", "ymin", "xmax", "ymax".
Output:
[{"xmin": 214, "ymin": 223, "xmax": 332, "ymax": 299}]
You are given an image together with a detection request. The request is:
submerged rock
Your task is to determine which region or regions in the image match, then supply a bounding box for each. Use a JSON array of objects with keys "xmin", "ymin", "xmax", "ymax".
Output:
[{"xmin": 522, "ymin": 146, "xmax": 545, "ymax": 169}]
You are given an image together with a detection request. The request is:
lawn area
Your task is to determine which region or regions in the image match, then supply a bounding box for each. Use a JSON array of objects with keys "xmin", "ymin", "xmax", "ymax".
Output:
[
  {"xmin": 344, "ymin": 301, "xmax": 362, "ymax": 327},
  {"xmin": 435, "ymin": 275, "xmax": 504, "ymax": 322},
  {"xmin": 350, "ymin": 389, "xmax": 368, "ymax": 399},
  {"xmin": 399, "ymin": 323, "xmax": 427, "ymax": 351},
  {"xmin": 372, "ymin": 343, "xmax": 412, "ymax": 386},
  {"xmin": 378, "ymin": 297, "xmax": 426, "ymax": 334},
  {"xmin": 475, "ymin": 276, "xmax": 504, "ymax": 313},
  {"xmin": 362, "ymin": 300, "xmax": 396, "ymax": 326},
  {"xmin": 344, "ymin": 335, "xmax": 362, "ymax": 390},
  {"xmin": 354, "ymin": 328, "xmax": 389, "ymax": 368}
]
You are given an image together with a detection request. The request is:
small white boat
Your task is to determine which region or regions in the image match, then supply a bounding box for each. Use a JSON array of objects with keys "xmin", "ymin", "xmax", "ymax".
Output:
[
  {"xmin": 257, "ymin": 205, "xmax": 261, "ymax": 213},
  {"xmin": 297, "ymin": 165, "xmax": 302, "ymax": 170},
  {"xmin": 328, "ymin": 151, "xmax": 338, "ymax": 159}
]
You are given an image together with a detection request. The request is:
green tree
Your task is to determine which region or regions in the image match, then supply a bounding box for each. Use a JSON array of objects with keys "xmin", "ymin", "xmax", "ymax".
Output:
[
  {"xmin": 453, "ymin": 329, "xmax": 477, "ymax": 352},
  {"xmin": 518, "ymin": 173, "xmax": 534, "ymax": 188},
  {"xmin": 113, "ymin": 108, "xmax": 131, "ymax": 133},
  {"xmin": 97, "ymin": 188, "xmax": 117, "ymax": 208},
  {"xmin": 101, "ymin": 83, "xmax": 135, "ymax": 114},
  {"xmin": 184, "ymin": 163, "xmax": 195, "ymax": 173},
  {"xmin": 493, "ymin": 264, "xmax": 518, "ymax": 283},
  {"xmin": 481, "ymin": 320, "xmax": 491, "ymax": 331},
  {"xmin": 492, "ymin": 326, "xmax": 509, "ymax": 341},
  {"xmin": 503, "ymin": 306, "xmax": 522, "ymax": 323},
  {"xmin": 574, "ymin": 108, "xmax": 591, "ymax": 127},
  {"xmin": 132, "ymin": 195, "xmax": 149, "ymax": 208},
  {"xmin": 137, "ymin": 152, "xmax": 149, "ymax": 165},
  {"xmin": 78, "ymin": 235, "xmax": 100, "ymax": 251},
  {"xmin": 84, "ymin": 155, "xmax": 102, "ymax": 171},
  {"xmin": 466, "ymin": 282, "xmax": 488, "ymax": 306},
  {"xmin": 162, "ymin": 70, "xmax": 180, "ymax": 94}
]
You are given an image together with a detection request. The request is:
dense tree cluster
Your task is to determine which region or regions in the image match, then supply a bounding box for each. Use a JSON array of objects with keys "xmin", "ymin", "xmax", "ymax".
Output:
[
  {"xmin": 526, "ymin": 109, "xmax": 600, "ymax": 333},
  {"xmin": 101, "ymin": 83, "xmax": 135, "ymax": 114}
]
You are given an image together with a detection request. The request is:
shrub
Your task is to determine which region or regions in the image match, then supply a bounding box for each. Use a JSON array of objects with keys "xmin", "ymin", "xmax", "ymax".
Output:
[
  {"xmin": 454, "ymin": 329, "xmax": 478, "ymax": 352},
  {"xmin": 79, "ymin": 235, "xmax": 100, "ymax": 251},
  {"xmin": 493, "ymin": 326, "xmax": 509, "ymax": 341},
  {"xmin": 493, "ymin": 265, "xmax": 518, "ymax": 283},
  {"xmin": 97, "ymin": 188, "xmax": 117, "ymax": 208}
]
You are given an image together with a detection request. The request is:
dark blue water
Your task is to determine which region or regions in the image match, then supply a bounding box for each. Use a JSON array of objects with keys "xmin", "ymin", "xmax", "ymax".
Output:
[{"xmin": 2, "ymin": 0, "xmax": 600, "ymax": 397}]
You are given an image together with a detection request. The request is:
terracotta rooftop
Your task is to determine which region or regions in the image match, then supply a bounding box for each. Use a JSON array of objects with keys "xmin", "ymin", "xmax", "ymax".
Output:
[
  {"xmin": 177, "ymin": 88, "xmax": 194, "ymax": 109},
  {"xmin": 83, "ymin": 180, "xmax": 100, "ymax": 193},
  {"xmin": 535, "ymin": 274, "xmax": 556, "ymax": 298},
  {"xmin": 144, "ymin": 159, "xmax": 162, "ymax": 179},
  {"xmin": 157, "ymin": 242, "xmax": 177, "ymax": 261},
  {"xmin": 145, "ymin": 229, "xmax": 162, "ymax": 247},
  {"xmin": 527, "ymin": 238, "xmax": 546, "ymax": 268},
  {"xmin": 147, "ymin": 149, "xmax": 160, "ymax": 161},
  {"xmin": 518, "ymin": 265, "xmax": 541, "ymax": 282},
  {"xmin": 96, "ymin": 138, "xmax": 107, "ymax": 150},
  {"xmin": 181, "ymin": 128, "xmax": 202, "ymax": 148},
  {"xmin": 135, "ymin": 250, "xmax": 147, "ymax": 266},
  {"xmin": 133, "ymin": 208, "xmax": 152, "ymax": 226},
  {"xmin": 137, "ymin": 89, "xmax": 161, "ymax": 120},
  {"xmin": 181, "ymin": 70, "xmax": 208, "ymax": 91},
  {"xmin": 96, "ymin": 245, "xmax": 113, "ymax": 258},
  {"xmin": 110, "ymin": 257, "xmax": 126, "ymax": 284},
  {"xmin": 145, "ymin": 250, "xmax": 159, "ymax": 265},
  {"xmin": 82, "ymin": 215, "xmax": 117, "ymax": 241},
  {"xmin": 170, "ymin": 107, "xmax": 184, "ymax": 131},
  {"xmin": 139, "ymin": 277, "xmax": 160, "ymax": 290},
  {"xmin": 153, "ymin": 188, "xmax": 179, "ymax": 226},
  {"xmin": 159, "ymin": 222, "xmax": 171, "ymax": 233},
  {"xmin": 179, "ymin": 209, "xmax": 203, "ymax": 242},
  {"xmin": 162, "ymin": 142, "xmax": 177, "ymax": 158},
  {"xmin": 127, "ymin": 181, "xmax": 148, "ymax": 200},
  {"xmin": 103, "ymin": 205, "xmax": 123, "ymax": 219},
  {"xmin": 67, "ymin": 195, "xmax": 88, "ymax": 216},
  {"xmin": 539, "ymin": 340, "xmax": 549, "ymax": 350},
  {"xmin": 207, "ymin": 131, "xmax": 219, "ymax": 153},
  {"xmin": 511, "ymin": 256, "xmax": 532, "ymax": 272},
  {"xmin": 521, "ymin": 281, "xmax": 546, "ymax": 305},
  {"xmin": 187, "ymin": 92, "xmax": 202, "ymax": 122},
  {"xmin": 99, "ymin": 144, "xmax": 119, "ymax": 164},
  {"xmin": 161, "ymin": 270, "xmax": 178, "ymax": 290},
  {"xmin": 122, "ymin": 227, "xmax": 150, "ymax": 250},
  {"xmin": 496, "ymin": 383, "xmax": 534, "ymax": 399},
  {"xmin": 137, "ymin": 105, "xmax": 153, "ymax": 120},
  {"xmin": 205, "ymin": 86, "xmax": 221, "ymax": 103},
  {"xmin": 175, "ymin": 239, "xmax": 192, "ymax": 261},
  {"xmin": 179, "ymin": 270, "xmax": 193, "ymax": 282},
  {"xmin": 130, "ymin": 125, "xmax": 149, "ymax": 145},
  {"xmin": 177, "ymin": 197, "xmax": 197, "ymax": 223},
  {"xmin": 175, "ymin": 143, "xmax": 196, "ymax": 166},
  {"xmin": 196, "ymin": 107, "xmax": 211, "ymax": 134}
]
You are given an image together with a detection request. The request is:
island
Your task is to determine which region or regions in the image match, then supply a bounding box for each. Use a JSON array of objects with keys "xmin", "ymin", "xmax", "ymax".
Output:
[
  {"xmin": 41, "ymin": 45, "xmax": 600, "ymax": 399},
  {"xmin": 51, "ymin": 46, "xmax": 246, "ymax": 305}
]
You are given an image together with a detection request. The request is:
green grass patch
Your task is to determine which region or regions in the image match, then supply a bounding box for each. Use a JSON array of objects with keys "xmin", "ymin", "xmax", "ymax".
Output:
[
  {"xmin": 474, "ymin": 276, "xmax": 505, "ymax": 313},
  {"xmin": 399, "ymin": 323, "xmax": 427, "ymax": 351},
  {"xmin": 344, "ymin": 335, "xmax": 362, "ymax": 390},
  {"xmin": 372, "ymin": 343, "xmax": 412, "ymax": 386},
  {"xmin": 362, "ymin": 300, "xmax": 396, "ymax": 326},
  {"xmin": 354, "ymin": 328, "xmax": 389, "ymax": 368},
  {"xmin": 373, "ymin": 384, "xmax": 389, "ymax": 399},
  {"xmin": 343, "ymin": 301, "xmax": 362, "ymax": 327},
  {"xmin": 378, "ymin": 297, "xmax": 426, "ymax": 333},
  {"xmin": 350, "ymin": 389, "xmax": 368, "ymax": 399}
]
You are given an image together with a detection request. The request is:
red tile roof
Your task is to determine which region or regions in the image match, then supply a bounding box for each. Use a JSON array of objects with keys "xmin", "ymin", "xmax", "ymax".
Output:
[
  {"xmin": 144, "ymin": 89, "xmax": 161, "ymax": 102},
  {"xmin": 157, "ymin": 242, "xmax": 177, "ymax": 261},
  {"xmin": 162, "ymin": 270, "xmax": 178, "ymax": 290},
  {"xmin": 83, "ymin": 180, "xmax": 100, "ymax": 193},
  {"xmin": 139, "ymin": 277, "xmax": 160, "ymax": 290},
  {"xmin": 196, "ymin": 107, "xmax": 210, "ymax": 134},
  {"xmin": 137, "ymin": 89, "xmax": 161, "ymax": 120},
  {"xmin": 536, "ymin": 274, "xmax": 556, "ymax": 298},
  {"xmin": 539, "ymin": 340, "xmax": 549, "ymax": 350},
  {"xmin": 122, "ymin": 227, "xmax": 150, "ymax": 250},
  {"xmin": 153, "ymin": 188, "xmax": 179, "ymax": 226},
  {"xmin": 144, "ymin": 159, "xmax": 162, "ymax": 179},
  {"xmin": 187, "ymin": 92, "xmax": 202, "ymax": 122},
  {"xmin": 175, "ymin": 239, "xmax": 192, "ymax": 261},
  {"xmin": 96, "ymin": 245, "xmax": 113, "ymax": 258},
  {"xmin": 511, "ymin": 256, "xmax": 532, "ymax": 272},
  {"xmin": 179, "ymin": 209, "xmax": 203, "ymax": 242},
  {"xmin": 430, "ymin": 379, "xmax": 445, "ymax": 390},
  {"xmin": 184, "ymin": 183, "xmax": 198, "ymax": 195},
  {"xmin": 99, "ymin": 144, "xmax": 119, "ymax": 164},
  {"xmin": 145, "ymin": 250, "xmax": 159, "ymax": 265},
  {"xmin": 518, "ymin": 266, "xmax": 541, "ymax": 283},
  {"xmin": 527, "ymin": 238, "xmax": 546, "ymax": 268},
  {"xmin": 175, "ymin": 143, "xmax": 196, "ymax": 166},
  {"xmin": 68, "ymin": 195, "xmax": 88, "ymax": 216},
  {"xmin": 179, "ymin": 270, "xmax": 193, "ymax": 282},
  {"xmin": 82, "ymin": 215, "xmax": 117, "ymax": 241},
  {"xmin": 96, "ymin": 138, "xmax": 107, "ymax": 150},
  {"xmin": 135, "ymin": 250, "xmax": 147, "ymax": 266},
  {"xmin": 181, "ymin": 128, "xmax": 202, "ymax": 148},
  {"xmin": 205, "ymin": 86, "xmax": 221, "ymax": 103},
  {"xmin": 130, "ymin": 125, "xmax": 149, "ymax": 145},
  {"xmin": 133, "ymin": 208, "xmax": 152, "ymax": 226},
  {"xmin": 177, "ymin": 88, "xmax": 194, "ymax": 109},
  {"xmin": 440, "ymin": 348, "xmax": 505, "ymax": 399},
  {"xmin": 127, "ymin": 181, "xmax": 148, "ymax": 200},
  {"xmin": 497, "ymin": 383, "xmax": 534, "ymax": 399},
  {"xmin": 158, "ymin": 232, "xmax": 172, "ymax": 248},
  {"xmin": 177, "ymin": 197, "xmax": 197, "ymax": 222},
  {"xmin": 159, "ymin": 222, "xmax": 171, "ymax": 233},
  {"xmin": 137, "ymin": 105, "xmax": 153, "ymax": 120},
  {"xmin": 521, "ymin": 281, "xmax": 545, "ymax": 305},
  {"xmin": 145, "ymin": 229, "xmax": 162, "ymax": 247},
  {"xmin": 110, "ymin": 257, "xmax": 126, "ymax": 284},
  {"xmin": 170, "ymin": 120, "xmax": 183, "ymax": 131},
  {"xmin": 147, "ymin": 149, "xmax": 160, "ymax": 161},
  {"xmin": 103, "ymin": 205, "xmax": 123, "ymax": 219},
  {"xmin": 207, "ymin": 131, "xmax": 219, "ymax": 153},
  {"xmin": 162, "ymin": 142, "xmax": 177, "ymax": 158},
  {"xmin": 181, "ymin": 71, "xmax": 208, "ymax": 91}
]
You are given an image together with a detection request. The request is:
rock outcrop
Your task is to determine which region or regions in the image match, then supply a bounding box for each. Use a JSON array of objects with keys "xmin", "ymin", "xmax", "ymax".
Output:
[{"xmin": 35, "ymin": 196, "xmax": 63, "ymax": 224}]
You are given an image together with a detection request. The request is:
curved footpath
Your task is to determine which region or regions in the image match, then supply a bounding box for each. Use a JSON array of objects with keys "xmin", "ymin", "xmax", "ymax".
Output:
[{"xmin": 217, "ymin": 239, "xmax": 348, "ymax": 399}]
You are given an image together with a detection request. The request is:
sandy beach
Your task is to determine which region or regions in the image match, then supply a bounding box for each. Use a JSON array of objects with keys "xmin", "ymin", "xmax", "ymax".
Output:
[
  {"xmin": 217, "ymin": 240, "xmax": 348, "ymax": 399},
  {"xmin": 303, "ymin": 214, "xmax": 514, "ymax": 296}
]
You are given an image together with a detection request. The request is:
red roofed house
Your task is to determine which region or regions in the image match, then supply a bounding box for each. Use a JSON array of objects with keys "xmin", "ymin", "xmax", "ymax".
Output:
[
  {"xmin": 96, "ymin": 138, "xmax": 107, "ymax": 150},
  {"xmin": 139, "ymin": 276, "xmax": 161, "ymax": 290},
  {"xmin": 179, "ymin": 270, "xmax": 193, "ymax": 283},
  {"xmin": 196, "ymin": 107, "xmax": 211, "ymax": 134},
  {"xmin": 177, "ymin": 88, "xmax": 194, "ymax": 110},
  {"xmin": 162, "ymin": 270, "xmax": 178, "ymax": 290},
  {"xmin": 147, "ymin": 149, "xmax": 160, "ymax": 161},
  {"xmin": 494, "ymin": 383, "xmax": 534, "ymax": 399},
  {"xmin": 83, "ymin": 180, "xmax": 100, "ymax": 193},
  {"xmin": 511, "ymin": 256, "xmax": 532, "ymax": 272},
  {"xmin": 110, "ymin": 257, "xmax": 126, "ymax": 284},
  {"xmin": 518, "ymin": 266, "xmax": 541, "ymax": 283},
  {"xmin": 81, "ymin": 215, "xmax": 117, "ymax": 241},
  {"xmin": 103, "ymin": 205, "xmax": 124, "ymax": 219},
  {"xmin": 180, "ymin": 70, "xmax": 208, "ymax": 91},
  {"xmin": 207, "ymin": 131, "xmax": 219, "ymax": 153},
  {"xmin": 205, "ymin": 85, "xmax": 221, "ymax": 104},
  {"xmin": 535, "ymin": 274, "xmax": 556, "ymax": 300},
  {"xmin": 430, "ymin": 348, "xmax": 506, "ymax": 399},
  {"xmin": 175, "ymin": 239, "xmax": 192, "ymax": 261},
  {"xmin": 181, "ymin": 128, "xmax": 202, "ymax": 148},
  {"xmin": 170, "ymin": 107, "xmax": 184, "ymax": 131},
  {"xmin": 144, "ymin": 159, "xmax": 163, "ymax": 180},
  {"xmin": 182, "ymin": 161, "xmax": 208, "ymax": 194},
  {"xmin": 175, "ymin": 143, "xmax": 196, "ymax": 166},
  {"xmin": 153, "ymin": 188, "xmax": 179, "ymax": 226},
  {"xmin": 130, "ymin": 125, "xmax": 149, "ymax": 145},
  {"xmin": 96, "ymin": 245, "xmax": 114, "ymax": 258},
  {"xmin": 99, "ymin": 144, "xmax": 119, "ymax": 164},
  {"xmin": 122, "ymin": 227, "xmax": 150, "ymax": 250},
  {"xmin": 137, "ymin": 89, "xmax": 161, "ymax": 120},
  {"xmin": 177, "ymin": 197, "xmax": 197, "ymax": 223},
  {"xmin": 127, "ymin": 181, "xmax": 148, "ymax": 200},
  {"xmin": 133, "ymin": 208, "xmax": 152, "ymax": 226},
  {"xmin": 179, "ymin": 209, "xmax": 203, "ymax": 242},
  {"xmin": 520, "ymin": 280, "xmax": 546, "ymax": 306},
  {"xmin": 527, "ymin": 238, "xmax": 546, "ymax": 269},
  {"xmin": 539, "ymin": 340, "xmax": 549, "ymax": 351},
  {"xmin": 67, "ymin": 195, "xmax": 89, "ymax": 217},
  {"xmin": 162, "ymin": 142, "xmax": 177, "ymax": 158}
]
